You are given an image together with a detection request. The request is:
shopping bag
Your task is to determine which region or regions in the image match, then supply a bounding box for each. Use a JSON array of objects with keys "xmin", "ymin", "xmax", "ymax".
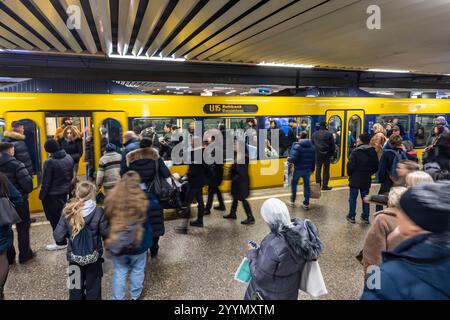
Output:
[
  {"xmin": 0, "ymin": 197, "xmax": 22, "ymax": 226},
  {"xmin": 300, "ymin": 260, "xmax": 328, "ymax": 297},
  {"xmin": 234, "ymin": 257, "xmax": 252, "ymax": 284},
  {"xmin": 310, "ymin": 183, "xmax": 321, "ymax": 199}
]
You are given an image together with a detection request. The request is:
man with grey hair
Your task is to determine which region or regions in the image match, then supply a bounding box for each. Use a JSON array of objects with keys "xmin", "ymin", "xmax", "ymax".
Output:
[{"xmin": 120, "ymin": 131, "xmax": 140, "ymax": 175}]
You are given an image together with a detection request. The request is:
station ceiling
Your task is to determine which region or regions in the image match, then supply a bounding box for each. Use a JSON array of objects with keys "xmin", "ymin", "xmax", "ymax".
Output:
[{"xmin": 1, "ymin": 0, "xmax": 450, "ymax": 75}]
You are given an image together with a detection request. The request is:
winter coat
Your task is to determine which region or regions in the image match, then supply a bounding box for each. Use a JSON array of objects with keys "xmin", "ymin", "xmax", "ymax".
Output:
[
  {"xmin": 361, "ymin": 208, "xmax": 407, "ymax": 270},
  {"xmin": 378, "ymin": 144, "xmax": 405, "ymax": 190},
  {"xmin": 288, "ymin": 139, "xmax": 316, "ymax": 172},
  {"xmin": 206, "ymin": 163, "xmax": 224, "ymax": 187},
  {"xmin": 39, "ymin": 150, "xmax": 74, "ymax": 200},
  {"xmin": 311, "ymin": 128, "xmax": 335, "ymax": 160},
  {"xmin": 245, "ymin": 219, "xmax": 323, "ymax": 300},
  {"xmin": 231, "ymin": 160, "xmax": 250, "ymax": 201},
  {"xmin": 59, "ymin": 138, "xmax": 83, "ymax": 164},
  {"xmin": 3, "ymin": 130, "xmax": 34, "ymax": 175},
  {"xmin": 125, "ymin": 147, "xmax": 171, "ymax": 184},
  {"xmin": 0, "ymin": 152, "xmax": 33, "ymax": 197},
  {"xmin": 143, "ymin": 192, "xmax": 164, "ymax": 238},
  {"xmin": 53, "ymin": 206, "xmax": 109, "ymax": 261},
  {"xmin": 347, "ymin": 144, "xmax": 379, "ymax": 189},
  {"xmin": 0, "ymin": 180, "xmax": 23, "ymax": 253},
  {"xmin": 96, "ymin": 151, "xmax": 122, "ymax": 194},
  {"xmin": 186, "ymin": 148, "xmax": 207, "ymax": 189},
  {"xmin": 120, "ymin": 138, "xmax": 140, "ymax": 175},
  {"xmin": 362, "ymin": 232, "xmax": 450, "ymax": 300}
]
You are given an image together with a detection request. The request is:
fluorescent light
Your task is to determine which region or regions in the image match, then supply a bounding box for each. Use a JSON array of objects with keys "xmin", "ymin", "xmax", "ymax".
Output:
[
  {"xmin": 258, "ymin": 62, "xmax": 315, "ymax": 68},
  {"xmin": 166, "ymin": 85, "xmax": 189, "ymax": 89},
  {"xmin": 367, "ymin": 68, "xmax": 410, "ymax": 73},
  {"xmin": 109, "ymin": 54, "xmax": 185, "ymax": 62}
]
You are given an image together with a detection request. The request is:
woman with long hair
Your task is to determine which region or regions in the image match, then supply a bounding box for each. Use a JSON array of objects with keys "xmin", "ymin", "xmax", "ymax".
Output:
[
  {"xmin": 370, "ymin": 124, "xmax": 387, "ymax": 160},
  {"xmin": 0, "ymin": 173, "xmax": 23, "ymax": 300},
  {"xmin": 58, "ymin": 125, "xmax": 83, "ymax": 184},
  {"xmin": 105, "ymin": 171, "xmax": 154, "ymax": 300},
  {"xmin": 53, "ymin": 181, "xmax": 108, "ymax": 300}
]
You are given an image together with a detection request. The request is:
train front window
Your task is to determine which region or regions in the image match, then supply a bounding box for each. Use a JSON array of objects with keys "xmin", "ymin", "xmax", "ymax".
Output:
[{"xmin": 414, "ymin": 115, "xmax": 442, "ymax": 148}]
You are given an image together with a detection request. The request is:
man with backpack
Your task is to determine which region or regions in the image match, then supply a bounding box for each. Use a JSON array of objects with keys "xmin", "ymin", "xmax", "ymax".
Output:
[{"xmin": 376, "ymin": 135, "xmax": 408, "ymax": 211}]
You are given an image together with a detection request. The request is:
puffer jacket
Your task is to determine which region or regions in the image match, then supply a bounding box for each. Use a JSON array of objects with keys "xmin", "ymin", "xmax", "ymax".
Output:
[
  {"xmin": 288, "ymin": 139, "xmax": 315, "ymax": 172},
  {"xmin": 59, "ymin": 138, "xmax": 83, "ymax": 164},
  {"xmin": 39, "ymin": 149, "xmax": 74, "ymax": 200},
  {"xmin": 245, "ymin": 219, "xmax": 324, "ymax": 300},
  {"xmin": 0, "ymin": 152, "xmax": 33, "ymax": 197},
  {"xmin": 347, "ymin": 144, "xmax": 379, "ymax": 189},
  {"xmin": 362, "ymin": 232, "xmax": 450, "ymax": 300},
  {"xmin": 54, "ymin": 206, "xmax": 109, "ymax": 261},
  {"xmin": 125, "ymin": 147, "xmax": 171, "ymax": 184},
  {"xmin": 311, "ymin": 128, "xmax": 335, "ymax": 160},
  {"xmin": 3, "ymin": 130, "xmax": 34, "ymax": 175}
]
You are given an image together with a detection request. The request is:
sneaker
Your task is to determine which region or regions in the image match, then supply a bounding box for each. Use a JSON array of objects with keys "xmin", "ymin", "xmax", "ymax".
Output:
[
  {"xmin": 302, "ymin": 204, "xmax": 310, "ymax": 210},
  {"xmin": 361, "ymin": 218, "xmax": 370, "ymax": 225},
  {"xmin": 223, "ymin": 213, "xmax": 237, "ymax": 219},
  {"xmin": 46, "ymin": 243, "xmax": 67, "ymax": 251},
  {"xmin": 346, "ymin": 216, "xmax": 356, "ymax": 224},
  {"xmin": 241, "ymin": 218, "xmax": 255, "ymax": 225},
  {"xmin": 174, "ymin": 226, "xmax": 188, "ymax": 234},
  {"xmin": 322, "ymin": 186, "xmax": 333, "ymax": 191},
  {"xmin": 190, "ymin": 220, "xmax": 204, "ymax": 227},
  {"xmin": 287, "ymin": 201, "xmax": 296, "ymax": 208},
  {"xmin": 213, "ymin": 205, "xmax": 226, "ymax": 211}
]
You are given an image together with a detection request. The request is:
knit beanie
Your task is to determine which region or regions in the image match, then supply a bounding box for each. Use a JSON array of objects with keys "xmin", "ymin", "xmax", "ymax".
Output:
[{"xmin": 44, "ymin": 139, "xmax": 61, "ymax": 153}]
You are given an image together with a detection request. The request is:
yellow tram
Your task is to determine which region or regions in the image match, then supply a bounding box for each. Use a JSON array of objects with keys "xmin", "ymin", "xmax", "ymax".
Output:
[{"xmin": 0, "ymin": 92, "xmax": 449, "ymax": 212}]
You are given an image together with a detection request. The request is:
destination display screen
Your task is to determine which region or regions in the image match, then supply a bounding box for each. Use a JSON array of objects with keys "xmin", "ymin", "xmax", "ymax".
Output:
[{"xmin": 203, "ymin": 104, "xmax": 258, "ymax": 114}]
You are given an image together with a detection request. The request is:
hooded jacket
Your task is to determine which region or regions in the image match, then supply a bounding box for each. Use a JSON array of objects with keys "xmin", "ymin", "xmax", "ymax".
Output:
[
  {"xmin": 125, "ymin": 147, "xmax": 171, "ymax": 184},
  {"xmin": 245, "ymin": 218, "xmax": 324, "ymax": 300},
  {"xmin": 311, "ymin": 127, "xmax": 335, "ymax": 160},
  {"xmin": 3, "ymin": 130, "xmax": 34, "ymax": 175},
  {"xmin": 362, "ymin": 232, "xmax": 450, "ymax": 300},
  {"xmin": 39, "ymin": 149, "xmax": 74, "ymax": 200},
  {"xmin": 0, "ymin": 152, "xmax": 33, "ymax": 197},
  {"xmin": 288, "ymin": 139, "xmax": 315, "ymax": 172},
  {"xmin": 347, "ymin": 144, "xmax": 379, "ymax": 189}
]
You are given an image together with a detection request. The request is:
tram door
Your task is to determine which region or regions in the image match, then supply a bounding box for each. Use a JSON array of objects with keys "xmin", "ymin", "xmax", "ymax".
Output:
[
  {"xmin": 5, "ymin": 111, "xmax": 47, "ymax": 212},
  {"xmin": 325, "ymin": 110, "xmax": 364, "ymax": 178},
  {"xmin": 92, "ymin": 112, "xmax": 127, "ymax": 173}
]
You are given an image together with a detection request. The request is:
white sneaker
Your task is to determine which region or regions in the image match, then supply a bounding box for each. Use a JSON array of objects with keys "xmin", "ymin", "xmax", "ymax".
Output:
[{"xmin": 46, "ymin": 243, "xmax": 67, "ymax": 251}]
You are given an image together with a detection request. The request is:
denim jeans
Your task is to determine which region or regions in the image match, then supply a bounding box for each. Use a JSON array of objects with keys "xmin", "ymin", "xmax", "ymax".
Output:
[
  {"xmin": 112, "ymin": 252, "xmax": 147, "ymax": 300},
  {"xmin": 348, "ymin": 187, "xmax": 370, "ymax": 220},
  {"xmin": 291, "ymin": 169, "xmax": 311, "ymax": 205}
]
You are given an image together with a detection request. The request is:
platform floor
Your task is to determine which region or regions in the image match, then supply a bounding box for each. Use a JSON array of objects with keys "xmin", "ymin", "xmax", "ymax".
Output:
[{"xmin": 4, "ymin": 185, "xmax": 378, "ymax": 300}]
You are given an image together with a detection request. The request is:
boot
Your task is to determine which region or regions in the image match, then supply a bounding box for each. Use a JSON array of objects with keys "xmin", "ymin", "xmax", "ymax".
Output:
[
  {"xmin": 223, "ymin": 213, "xmax": 237, "ymax": 219},
  {"xmin": 241, "ymin": 217, "xmax": 255, "ymax": 225}
]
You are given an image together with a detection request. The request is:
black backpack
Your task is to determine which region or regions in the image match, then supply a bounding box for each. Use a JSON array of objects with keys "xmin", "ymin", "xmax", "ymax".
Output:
[
  {"xmin": 69, "ymin": 209, "xmax": 100, "ymax": 266},
  {"xmin": 148, "ymin": 159, "xmax": 176, "ymax": 202}
]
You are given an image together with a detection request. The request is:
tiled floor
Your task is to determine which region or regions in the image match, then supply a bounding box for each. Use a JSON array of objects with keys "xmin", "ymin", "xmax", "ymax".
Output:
[{"xmin": 4, "ymin": 185, "xmax": 376, "ymax": 300}]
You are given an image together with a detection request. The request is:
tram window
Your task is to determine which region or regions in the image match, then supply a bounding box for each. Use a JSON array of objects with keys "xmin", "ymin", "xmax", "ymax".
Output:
[
  {"xmin": 204, "ymin": 118, "xmax": 225, "ymax": 131},
  {"xmin": 263, "ymin": 117, "xmax": 289, "ymax": 158},
  {"xmin": 228, "ymin": 118, "xmax": 258, "ymax": 160},
  {"xmin": 414, "ymin": 115, "xmax": 443, "ymax": 148},
  {"xmin": 375, "ymin": 115, "xmax": 410, "ymax": 139},
  {"xmin": 100, "ymin": 118, "xmax": 122, "ymax": 154},
  {"xmin": 298, "ymin": 117, "xmax": 312, "ymax": 139},
  {"xmin": 0, "ymin": 119, "xmax": 4, "ymax": 140},
  {"xmin": 182, "ymin": 119, "xmax": 196, "ymax": 133},
  {"xmin": 348, "ymin": 114, "xmax": 362, "ymax": 157},
  {"xmin": 329, "ymin": 116, "xmax": 342, "ymax": 164}
]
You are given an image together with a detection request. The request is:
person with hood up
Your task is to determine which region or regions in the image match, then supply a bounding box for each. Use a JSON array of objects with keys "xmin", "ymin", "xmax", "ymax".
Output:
[
  {"xmin": 2, "ymin": 121, "xmax": 34, "ymax": 175},
  {"xmin": 346, "ymin": 133, "xmax": 379, "ymax": 224},
  {"xmin": 245, "ymin": 198, "xmax": 323, "ymax": 300},
  {"xmin": 288, "ymin": 132, "xmax": 315, "ymax": 209},
  {"xmin": 362, "ymin": 181, "xmax": 450, "ymax": 300}
]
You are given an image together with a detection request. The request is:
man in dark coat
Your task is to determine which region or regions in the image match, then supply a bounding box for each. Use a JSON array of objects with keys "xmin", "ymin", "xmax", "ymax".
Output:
[
  {"xmin": 204, "ymin": 136, "xmax": 225, "ymax": 214},
  {"xmin": 288, "ymin": 132, "xmax": 315, "ymax": 210},
  {"xmin": 39, "ymin": 139, "xmax": 74, "ymax": 251},
  {"xmin": 346, "ymin": 133, "xmax": 379, "ymax": 224},
  {"xmin": 362, "ymin": 182, "xmax": 450, "ymax": 300},
  {"xmin": 2, "ymin": 121, "xmax": 34, "ymax": 175},
  {"xmin": 120, "ymin": 131, "xmax": 140, "ymax": 175},
  {"xmin": 287, "ymin": 119, "xmax": 298, "ymax": 151},
  {"xmin": 0, "ymin": 142, "xmax": 34, "ymax": 264},
  {"xmin": 311, "ymin": 121, "xmax": 335, "ymax": 190}
]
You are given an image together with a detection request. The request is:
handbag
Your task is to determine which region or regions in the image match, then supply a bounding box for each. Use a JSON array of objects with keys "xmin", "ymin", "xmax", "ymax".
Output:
[
  {"xmin": 0, "ymin": 196, "xmax": 22, "ymax": 226},
  {"xmin": 299, "ymin": 260, "xmax": 328, "ymax": 297},
  {"xmin": 310, "ymin": 183, "xmax": 321, "ymax": 199},
  {"xmin": 148, "ymin": 160, "xmax": 176, "ymax": 202}
]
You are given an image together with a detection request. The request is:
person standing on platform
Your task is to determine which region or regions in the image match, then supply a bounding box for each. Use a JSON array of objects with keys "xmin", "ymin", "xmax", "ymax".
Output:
[
  {"xmin": 205, "ymin": 136, "xmax": 226, "ymax": 215},
  {"xmin": 311, "ymin": 121, "xmax": 335, "ymax": 191},
  {"xmin": 346, "ymin": 133, "xmax": 379, "ymax": 224},
  {"xmin": 54, "ymin": 181, "xmax": 108, "ymax": 300},
  {"xmin": 362, "ymin": 182, "xmax": 450, "ymax": 300},
  {"xmin": 3, "ymin": 121, "xmax": 34, "ymax": 175},
  {"xmin": 0, "ymin": 142, "xmax": 34, "ymax": 264},
  {"xmin": 120, "ymin": 131, "xmax": 140, "ymax": 175},
  {"xmin": 224, "ymin": 146, "xmax": 255, "ymax": 225},
  {"xmin": 96, "ymin": 143, "xmax": 122, "ymax": 195},
  {"xmin": 59, "ymin": 126, "xmax": 83, "ymax": 185},
  {"xmin": 288, "ymin": 132, "xmax": 315, "ymax": 210},
  {"xmin": 40, "ymin": 139, "xmax": 74, "ymax": 251}
]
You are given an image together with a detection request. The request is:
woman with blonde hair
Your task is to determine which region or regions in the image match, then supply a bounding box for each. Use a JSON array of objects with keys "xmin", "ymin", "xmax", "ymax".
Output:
[
  {"xmin": 372, "ymin": 123, "xmax": 386, "ymax": 136},
  {"xmin": 58, "ymin": 125, "xmax": 83, "ymax": 183},
  {"xmin": 370, "ymin": 131, "xmax": 387, "ymax": 160},
  {"xmin": 105, "ymin": 171, "xmax": 154, "ymax": 300},
  {"xmin": 405, "ymin": 171, "xmax": 433, "ymax": 187},
  {"xmin": 53, "ymin": 181, "xmax": 108, "ymax": 300}
]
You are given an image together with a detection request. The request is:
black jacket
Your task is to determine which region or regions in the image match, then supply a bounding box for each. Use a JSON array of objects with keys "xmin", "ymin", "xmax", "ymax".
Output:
[
  {"xmin": 378, "ymin": 144, "xmax": 405, "ymax": 189},
  {"xmin": 287, "ymin": 127, "xmax": 297, "ymax": 147},
  {"xmin": 3, "ymin": 130, "xmax": 34, "ymax": 175},
  {"xmin": 0, "ymin": 152, "xmax": 33, "ymax": 197},
  {"xmin": 206, "ymin": 163, "xmax": 224, "ymax": 187},
  {"xmin": 125, "ymin": 147, "xmax": 171, "ymax": 184},
  {"xmin": 59, "ymin": 138, "xmax": 83, "ymax": 164},
  {"xmin": 347, "ymin": 144, "xmax": 379, "ymax": 189},
  {"xmin": 186, "ymin": 148, "xmax": 207, "ymax": 189},
  {"xmin": 311, "ymin": 128, "xmax": 335, "ymax": 159},
  {"xmin": 231, "ymin": 158, "xmax": 250, "ymax": 201},
  {"xmin": 39, "ymin": 150, "xmax": 74, "ymax": 200}
]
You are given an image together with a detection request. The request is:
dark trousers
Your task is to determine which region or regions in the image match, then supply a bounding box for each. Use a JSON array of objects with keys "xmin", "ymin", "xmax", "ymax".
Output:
[
  {"xmin": 182, "ymin": 187, "xmax": 205, "ymax": 226},
  {"xmin": 205, "ymin": 185, "xmax": 224, "ymax": 211},
  {"xmin": 230, "ymin": 197, "xmax": 253, "ymax": 219},
  {"xmin": 42, "ymin": 194, "xmax": 69, "ymax": 230},
  {"xmin": 348, "ymin": 188, "xmax": 370, "ymax": 220},
  {"xmin": 150, "ymin": 236, "xmax": 160, "ymax": 257},
  {"xmin": 376, "ymin": 183, "xmax": 392, "ymax": 212},
  {"xmin": 315, "ymin": 157, "xmax": 331, "ymax": 188},
  {"xmin": 7, "ymin": 199, "xmax": 32, "ymax": 263},
  {"xmin": 68, "ymin": 260, "xmax": 103, "ymax": 300}
]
